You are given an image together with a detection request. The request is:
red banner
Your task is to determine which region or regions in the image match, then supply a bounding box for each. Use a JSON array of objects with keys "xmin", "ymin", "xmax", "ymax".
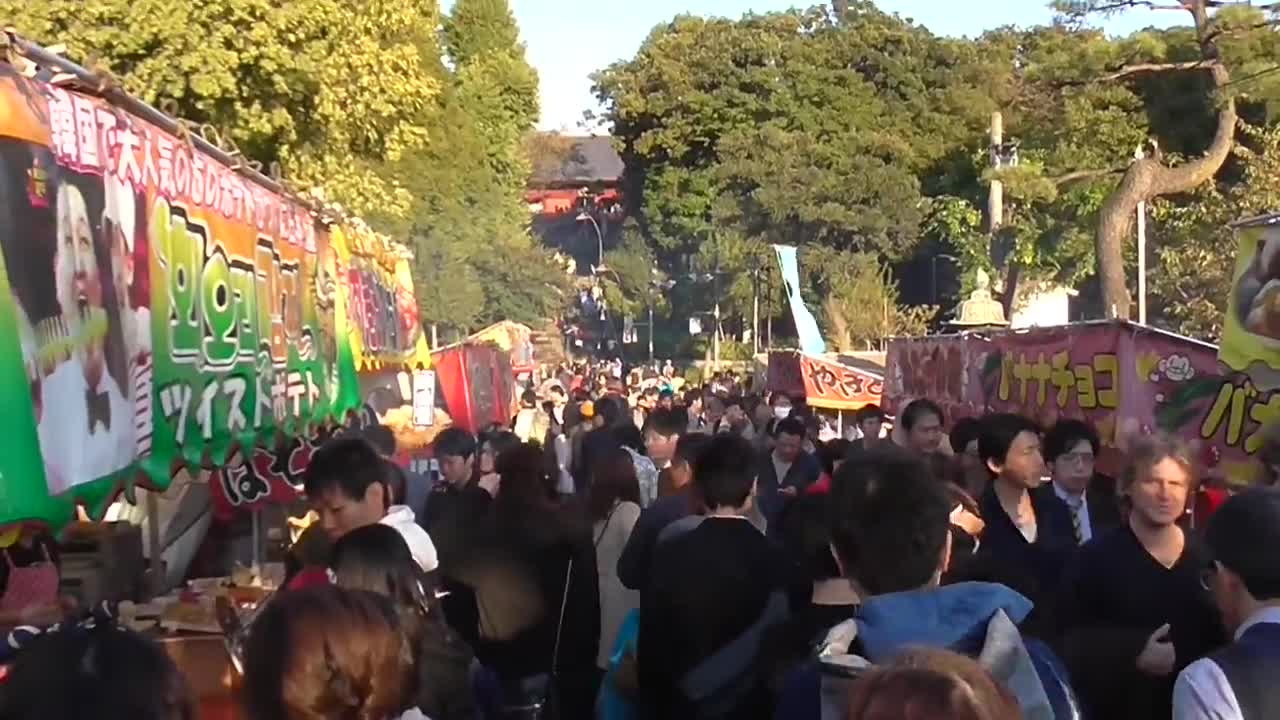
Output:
[
  {"xmin": 799, "ymin": 354, "xmax": 883, "ymax": 410},
  {"xmin": 209, "ymin": 437, "xmax": 319, "ymax": 519}
]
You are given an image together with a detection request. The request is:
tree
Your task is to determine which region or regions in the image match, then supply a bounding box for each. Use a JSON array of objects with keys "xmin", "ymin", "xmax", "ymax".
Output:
[
  {"xmin": 397, "ymin": 0, "xmax": 567, "ymax": 335},
  {"xmin": 7, "ymin": 0, "xmax": 442, "ymax": 220},
  {"xmin": 1150, "ymin": 121, "xmax": 1280, "ymax": 339},
  {"xmin": 1051, "ymin": 0, "xmax": 1280, "ymax": 319},
  {"xmin": 593, "ymin": 6, "xmax": 993, "ymax": 263},
  {"xmin": 805, "ymin": 247, "xmax": 935, "ymax": 351}
]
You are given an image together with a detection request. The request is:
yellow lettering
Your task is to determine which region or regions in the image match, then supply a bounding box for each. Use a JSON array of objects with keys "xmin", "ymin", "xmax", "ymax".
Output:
[
  {"xmin": 1051, "ymin": 352, "xmax": 1074, "ymax": 408},
  {"xmin": 1201, "ymin": 383, "xmax": 1234, "ymax": 440},
  {"xmin": 1095, "ymin": 354, "xmax": 1119, "ymax": 409}
]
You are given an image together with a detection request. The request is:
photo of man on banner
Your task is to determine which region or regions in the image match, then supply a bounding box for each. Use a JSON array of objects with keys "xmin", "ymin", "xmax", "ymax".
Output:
[{"xmin": 32, "ymin": 170, "xmax": 137, "ymax": 495}]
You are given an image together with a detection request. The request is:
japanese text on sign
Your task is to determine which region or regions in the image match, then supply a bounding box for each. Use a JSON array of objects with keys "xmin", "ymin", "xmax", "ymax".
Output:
[{"xmin": 997, "ymin": 351, "xmax": 1119, "ymax": 410}]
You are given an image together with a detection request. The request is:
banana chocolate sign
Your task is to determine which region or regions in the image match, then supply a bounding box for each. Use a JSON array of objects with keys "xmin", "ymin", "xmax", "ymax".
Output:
[{"xmin": 0, "ymin": 66, "xmax": 421, "ymax": 532}]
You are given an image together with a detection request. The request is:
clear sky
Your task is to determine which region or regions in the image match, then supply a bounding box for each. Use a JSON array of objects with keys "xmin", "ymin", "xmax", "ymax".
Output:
[{"xmin": 453, "ymin": 1, "xmax": 1185, "ymax": 131}]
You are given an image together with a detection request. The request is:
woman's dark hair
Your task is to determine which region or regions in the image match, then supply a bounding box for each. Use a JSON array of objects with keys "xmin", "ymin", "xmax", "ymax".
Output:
[
  {"xmin": 778, "ymin": 493, "xmax": 841, "ymax": 582},
  {"xmin": 586, "ymin": 445, "xmax": 642, "ymax": 523},
  {"xmin": 818, "ymin": 438, "xmax": 853, "ymax": 476},
  {"xmin": 614, "ymin": 423, "xmax": 645, "ymax": 454},
  {"xmin": 0, "ymin": 624, "xmax": 195, "ymax": 720},
  {"xmin": 482, "ymin": 430, "xmax": 521, "ymax": 459},
  {"xmin": 242, "ymin": 586, "xmax": 414, "ymax": 720},
  {"xmin": 949, "ymin": 416, "xmax": 982, "ymax": 455},
  {"xmin": 925, "ymin": 451, "xmax": 966, "ymax": 491},
  {"xmin": 495, "ymin": 442, "xmax": 561, "ymax": 514},
  {"xmin": 846, "ymin": 647, "xmax": 1022, "ymax": 720}
]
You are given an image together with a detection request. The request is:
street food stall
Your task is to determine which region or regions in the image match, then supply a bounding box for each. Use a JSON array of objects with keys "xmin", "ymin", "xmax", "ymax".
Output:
[
  {"xmin": 0, "ymin": 33, "xmax": 433, "ymax": 717},
  {"xmin": 883, "ymin": 320, "xmax": 1262, "ymax": 488}
]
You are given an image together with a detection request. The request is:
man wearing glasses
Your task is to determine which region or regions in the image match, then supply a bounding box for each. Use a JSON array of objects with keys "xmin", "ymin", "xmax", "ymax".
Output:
[
  {"xmin": 1174, "ymin": 489, "xmax": 1280, "ymax": 720},
  {"xmin": 1042, "ymin": 419, "xmax": 1122, "ymax": 546}
]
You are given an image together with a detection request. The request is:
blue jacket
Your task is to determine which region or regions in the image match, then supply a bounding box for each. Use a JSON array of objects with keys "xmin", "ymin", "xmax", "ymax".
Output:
[{"xmin": 777, "ymin": 582, "xmax": 1081, "ymax": 720}]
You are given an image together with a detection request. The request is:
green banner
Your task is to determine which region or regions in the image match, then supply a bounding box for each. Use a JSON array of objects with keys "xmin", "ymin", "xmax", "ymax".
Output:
[{"xmin": 0, "ymin": 66, "xmax": 362, "ymax": 532}]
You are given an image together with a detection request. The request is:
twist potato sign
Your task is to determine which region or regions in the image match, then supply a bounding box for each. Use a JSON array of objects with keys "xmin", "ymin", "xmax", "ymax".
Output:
[{"xmin": 0, "ymin": 64, "xmax": 431, "ymax": 532}]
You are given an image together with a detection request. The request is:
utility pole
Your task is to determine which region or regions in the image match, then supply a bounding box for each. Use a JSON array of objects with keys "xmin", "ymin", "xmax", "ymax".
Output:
[
  {"xmin": 1135, "ymin": 145, "xmax": 1147, "ymax": 325},
  {"xmin": 751, "ymin": 265, "xmax": 760, "ymax": 357},
  {"xmin": 647, "ymin": 296, "xmax": 655, "ymax": 363},
  {"xmin": 989, "ymin": 111, "xmax": 1004, "ymax": 232},
  {"xmin": 712, "ymin": 244, "xmax": 721, "ymax": 371}
]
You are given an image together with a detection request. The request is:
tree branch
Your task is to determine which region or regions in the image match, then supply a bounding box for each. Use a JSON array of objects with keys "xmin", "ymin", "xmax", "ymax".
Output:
[
  {"xmin": 1086, "ymin": 1, "xmax": 1198, "ymax": 10},
  {"xmin": 1055, "ymin": 59, "xmax": 1220, "ymax": 87},
  {"xmin": 1052, "ymin": 167, "xmax": 1129, "ymax": 185},
  {"xmin": 1097, "ymin": 60, "xmax": 1218, "ymax": 81}
]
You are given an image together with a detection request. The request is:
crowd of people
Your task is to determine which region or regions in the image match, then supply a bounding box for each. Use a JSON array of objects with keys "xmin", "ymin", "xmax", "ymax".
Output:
[{"xmin": 2, "ymin": 363, "xmax": 1280, "ymax": 720}]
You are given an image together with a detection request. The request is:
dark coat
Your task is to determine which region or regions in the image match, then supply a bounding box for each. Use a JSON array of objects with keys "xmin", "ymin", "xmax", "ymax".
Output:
[
  {"xmin": 1038, "ymin": 473, "xmax": 1124, "ymax": 544},
  {"xmin": 972, "ymin": 483, "xmax": 1077, "ymax": 635},
  {"xmin": 755, "ymin": 450, "xmax": 821, "ymax": 532}
]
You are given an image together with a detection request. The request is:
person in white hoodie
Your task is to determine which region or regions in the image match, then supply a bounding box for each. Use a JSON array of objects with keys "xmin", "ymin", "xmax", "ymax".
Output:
[{"xmin": 295, "ymin": 437, "xmax": 439, "ymax": 574}]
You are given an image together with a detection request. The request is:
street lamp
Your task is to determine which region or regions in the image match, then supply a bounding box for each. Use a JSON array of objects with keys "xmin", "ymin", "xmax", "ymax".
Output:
[
  {"xmin": 931, "ymin": 253, "xmax": 959, "ymax": 306},
  {"xmin": 576, "ymin": 211, "xmax": 604, "ymax": 270}
]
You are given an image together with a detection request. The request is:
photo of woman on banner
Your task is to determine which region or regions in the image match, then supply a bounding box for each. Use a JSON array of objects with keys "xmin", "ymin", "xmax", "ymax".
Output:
[{"xmin": 33, "ymin": 170, "xmax": 136, "ymax": 495}]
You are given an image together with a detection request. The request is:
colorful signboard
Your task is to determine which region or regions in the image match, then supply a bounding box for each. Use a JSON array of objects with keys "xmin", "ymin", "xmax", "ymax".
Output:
[
  {"xmin": 884, "ymin": 322, "xmax": 1269, "ymax": 486},
  {"xmin": 1220, "ymin": 217, "xmax": 1280, "ymax": 387},
  {"xmin": 209, "ymin": 437, "xmax": 320, "ymax": 520},
  {"xmin": 337, "ymin": 224, "xmax": 430, "ymax": 372},
  {"xmin": 767, "ymin": 351, "xmax": 883, "ymax": 411},
  {"xmin": 0, "ymin": 65, "xmax": 432, "ymax": 531}
]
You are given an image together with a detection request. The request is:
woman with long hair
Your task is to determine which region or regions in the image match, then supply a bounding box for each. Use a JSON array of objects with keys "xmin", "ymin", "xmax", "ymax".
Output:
[
  {"xmin": 586, "ymin": 446, "xmax": 643, "ymax": 682},
  {"xmin": 453, "ymin": 442, "xmax": 601, "ymax": 720},
  {"xmin": 242, "ymin": 585, "xmax": 421, "ymax": 720},
  {"xmin": 330, "ymin": 524, "xmax": 476, "ymax": 720}
]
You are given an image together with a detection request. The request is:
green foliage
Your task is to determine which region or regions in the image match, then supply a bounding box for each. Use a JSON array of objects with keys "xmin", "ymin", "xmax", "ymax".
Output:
[
  {"xmin": 1150, "ymin": 121, "xmax": 1280, "ymax": 340},
  {"xmin": 7, "ymin": 0, "xmax": 442, "ymax": 220},
  {"xmin": 594, "ymin": 6, "xmax": 992, "ymax": 264},
  {"xmin": 803, "ymin": 247, "xmax": 935, "ymax": 351}
]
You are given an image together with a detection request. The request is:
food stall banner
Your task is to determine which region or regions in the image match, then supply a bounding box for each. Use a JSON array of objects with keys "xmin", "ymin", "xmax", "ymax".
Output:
[
  {"xmin": 1220, "ymin": 218, "xmax": 1280, "ymax": 386},
  {"xmin": 885, "ymin": 322, "xmax": 1266, "ymax": 486},
  {"xmin": 799, "ymin": 354, "xmax": 883, "ymax": 411},
  {"xmin": 337, "ymin": 224, "xmax": 431, "ymax": 372},
  {"xmin": 0, "ymin": 66, "xmax": 362, "ymax": 532},
  {"xmin": 766, "ymin": 351, "xmax": 882, "ymax": 411},
  {"xmin": 209, "ymin": 437, "xmax": 319, "ymax": 520}
]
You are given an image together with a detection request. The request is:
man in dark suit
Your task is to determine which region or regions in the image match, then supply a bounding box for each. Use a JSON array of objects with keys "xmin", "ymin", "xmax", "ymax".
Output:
[
  {"xmin": 755, "ymin": 417, "xmax": 820, "ymax": 533},
  {"xmin": 1040, "ymin": 419, "xmax": 1123, "ymax": 546}
]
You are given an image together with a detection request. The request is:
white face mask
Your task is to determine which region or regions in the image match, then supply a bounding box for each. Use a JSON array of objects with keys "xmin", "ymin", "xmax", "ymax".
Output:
[{"xmin": 774, "ymin": 406, "xmax": 792, "ymax": 420}]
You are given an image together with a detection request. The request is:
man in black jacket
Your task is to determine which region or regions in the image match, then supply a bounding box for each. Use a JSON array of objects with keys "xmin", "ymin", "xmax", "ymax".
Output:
[
  {"xmin": 1040, "ymin": 419, "xmax": 1122, "ymax": 546},
  {"xmin": 639, "ymin": 434, "xmax": 799, "ymax": 719}
]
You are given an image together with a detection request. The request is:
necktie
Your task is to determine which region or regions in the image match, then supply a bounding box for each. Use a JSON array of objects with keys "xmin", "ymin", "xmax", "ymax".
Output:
[
  {"xmin": 1067, "ymin": 495, "xmax": 1085, "ymax": 545},
  {"xmin": 86, "ymin": 387, "xmax": 111, "ymax": 432}
]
